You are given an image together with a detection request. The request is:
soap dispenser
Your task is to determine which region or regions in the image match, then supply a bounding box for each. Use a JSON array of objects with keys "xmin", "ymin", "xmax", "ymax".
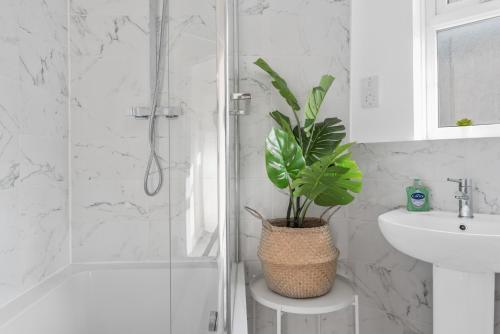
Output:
[{"xmin": 406, "ymin": 178, "xmax": 430, "ymax": 212}]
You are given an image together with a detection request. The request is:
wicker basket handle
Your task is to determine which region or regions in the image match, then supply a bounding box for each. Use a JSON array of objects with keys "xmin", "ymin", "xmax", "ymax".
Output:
[
  {"xmin": 244, "ymin": 206, "xmax": 264, "ymax": 220},
  {"xmin": 320, "ymin": 206, "xmax": 341, "ymax": 223},
  {"xmin": 244, "ymin": 206, "xmax": 274, "ymax": 230}
]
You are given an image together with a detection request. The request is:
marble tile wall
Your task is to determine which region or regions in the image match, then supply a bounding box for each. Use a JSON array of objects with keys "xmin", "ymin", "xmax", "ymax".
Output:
[
  {"xmin": 70, "ymin": 0, "xmax": 218, "ymax": 261},
  {"xmin": 0, "ymin": 0, "xmax": 69, "ymax": 306},
  {"xmin": 70, "ymin": 0, "xmax": 171, "ymax": 262}
]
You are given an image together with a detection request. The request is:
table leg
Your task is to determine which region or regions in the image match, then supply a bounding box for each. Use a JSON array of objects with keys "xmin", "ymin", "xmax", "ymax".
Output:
[
  {"xmin": 276, "ymin": 309, "xmax": 282, "ymax": 334},
  {"xmin": 354, "ymin": 295, "xmax": 360, "ymax": 334},
  {"xmin": 317, "ymin": 315, "xmax": 321, "ymax": 334},
  {"xmin": 253, "ymin": 299, "xmax": 256, "ymax": 334}
]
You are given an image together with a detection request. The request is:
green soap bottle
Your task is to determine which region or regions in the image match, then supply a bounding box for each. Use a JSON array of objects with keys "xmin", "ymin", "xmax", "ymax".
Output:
[{"xmin": 406, "ymin": 179, "xmax": 430, "ymax": 212}]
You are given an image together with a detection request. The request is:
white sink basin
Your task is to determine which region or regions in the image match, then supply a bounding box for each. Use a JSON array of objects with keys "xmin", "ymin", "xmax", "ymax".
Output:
[
  {"xmin": 378, "ymin": 209, "xmax": 500, "ymax": 334},
  {"xmin": 378, "ymin": 209, "xmax": 500, "ymax": 273}
]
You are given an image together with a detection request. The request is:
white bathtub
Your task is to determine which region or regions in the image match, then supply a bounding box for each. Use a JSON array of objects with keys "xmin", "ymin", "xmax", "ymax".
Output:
[{"xmin": 0, "ymin": 262, "xmax": 223, "ymax": 334}]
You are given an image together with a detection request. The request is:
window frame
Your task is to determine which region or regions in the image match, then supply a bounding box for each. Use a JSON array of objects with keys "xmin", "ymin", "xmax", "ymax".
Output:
[
  {"xmin": 436, "ymin": 0, "xmax": 482, "ymax": 14},
  {"xmin": 419, "ymin": 0, "xmax": 500, "ymax": 139}
]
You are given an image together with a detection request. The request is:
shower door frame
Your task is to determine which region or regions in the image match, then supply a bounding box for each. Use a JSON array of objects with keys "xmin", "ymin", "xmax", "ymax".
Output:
[{"xmin": 216, "ymin": 0, "xmax": 239, "ymax": 333}]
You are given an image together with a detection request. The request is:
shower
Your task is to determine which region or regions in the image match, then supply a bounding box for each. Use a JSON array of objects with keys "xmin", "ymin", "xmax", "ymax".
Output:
[
  {"xmin": 144, "ymin": 0, "xmax": 169, "ymax": 196},
  {"xmin": 0, "ymin": 0, "xmax": 248, "ymax": 333}
]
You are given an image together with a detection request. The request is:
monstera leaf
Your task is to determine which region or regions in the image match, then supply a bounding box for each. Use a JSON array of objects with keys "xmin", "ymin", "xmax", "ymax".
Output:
[
  {"xmin": 304, "ymin": 75, "xmax": 335, "ymax": 136},
  {"xmin": 302, "ymin": 117, "xmax": 346, "ymax": 164},
  {"xmin": 265, "ymin": 128, "xmax": 306, "ymax": 189},
  {"xmin": 255, "ymin": 58, "xmax": 300, "ymax": 112},
  {"xmin": 270, "ymin": 111, "xmax": 294, "ymax": 137},
  {"xmin": 292, "ymin": 144, "xmax": 362, "ymax": 206},
  {"xmin": 314, "ymin": 157, "xmax": 362, "ymax": 206}
]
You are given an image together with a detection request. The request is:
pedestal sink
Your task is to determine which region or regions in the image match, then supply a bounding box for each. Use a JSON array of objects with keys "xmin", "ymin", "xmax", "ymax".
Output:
[{"xmin": 378, "ymin": 209, "xmax": 500, "ymax": 334}]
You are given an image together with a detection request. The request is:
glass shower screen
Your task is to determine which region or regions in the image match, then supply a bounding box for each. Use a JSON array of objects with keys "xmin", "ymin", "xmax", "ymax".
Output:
[{"xmin": 167, "ymin": 0, "xmax": 238, "ymax": 333}]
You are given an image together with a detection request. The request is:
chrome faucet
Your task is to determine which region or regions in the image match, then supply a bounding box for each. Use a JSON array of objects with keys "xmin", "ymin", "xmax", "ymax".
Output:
[{"xmin": 447, "ymin": 178, "xmax": 473, "ymax": 218}]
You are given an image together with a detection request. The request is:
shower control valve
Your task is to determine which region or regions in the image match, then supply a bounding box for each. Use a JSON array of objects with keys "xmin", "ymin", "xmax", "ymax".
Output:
[{"xmin": 129, "ymin": 106, "xmax": 181, "ymax": 119}]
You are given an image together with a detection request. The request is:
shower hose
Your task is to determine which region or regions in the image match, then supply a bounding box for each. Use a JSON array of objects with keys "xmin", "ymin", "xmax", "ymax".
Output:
[{"xmin": 144, "ymin": 0, "xmax": 168, "ymax": 197}]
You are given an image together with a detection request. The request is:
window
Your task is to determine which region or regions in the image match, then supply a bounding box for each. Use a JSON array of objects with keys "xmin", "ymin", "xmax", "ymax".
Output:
[
  {"xmin": 436, "ymin": 0, "xmax": 496, "ymax": 14},
  {"xmin": 437, "ymin": 16, "xmax": 500, "ymax": 127},
  {"xmin": 421, "ymin": 0, "xmax": 500, "ymax": 139}
]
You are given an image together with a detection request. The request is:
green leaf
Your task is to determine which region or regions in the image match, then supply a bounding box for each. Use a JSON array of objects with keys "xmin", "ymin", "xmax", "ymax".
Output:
[
  {"xmin": 292, "ymin": 143, "xmax": 362, "ymax": 206},
  {"xmin": 255, "ymin": 58, "xmax": 300, "ymax": 112},
  {"xmin": 265, "ymin": 128, "xmax": 306, "ymax": 189},
  {"xmin": 456, "ymin": 118, "xmax": 473, "ymax": 126},
  {"xmin": 314, "ymin": 156, "xmax": 363, "ymax": 206},
  {"xmin": 304, "ymin": 75, "xmax": 335, "ymax": 136},
  {"xmin": 303, "ymin": 117, "xmax": 346, "ymax": 164},
  {"xmin": 270, "ymin": 111, "xmax": 293, "ymax": 137}
]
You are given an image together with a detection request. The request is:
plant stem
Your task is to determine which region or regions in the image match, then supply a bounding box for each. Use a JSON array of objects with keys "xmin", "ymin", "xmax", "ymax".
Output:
[
  {"xmin": 286, "ymin": 196, "xmax": 292, "ymax": 227},
  {"xmin": 295, "ymin": 196, "xmax": 301, "ymax": 224},
  {"xmin": 299, "ymin": 199, "xmax": 314, "ymax": 227},
  {"xmin": 288, "ymin": 184, "xmax": 297, "ymax": 227},
  {"xmin": 290, "ymin": 110, "xmax": 302, "ymax": 228}
]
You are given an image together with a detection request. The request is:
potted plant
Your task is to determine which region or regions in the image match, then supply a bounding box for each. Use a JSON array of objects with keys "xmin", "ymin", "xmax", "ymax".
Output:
[{"xmin": 246, "ymin": 58, "xmax": 363, "ymax": 299}]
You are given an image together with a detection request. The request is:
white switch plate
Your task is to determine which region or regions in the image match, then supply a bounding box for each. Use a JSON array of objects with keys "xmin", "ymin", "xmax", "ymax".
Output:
[{"xmin": 361, "ymin": 75, "xmax": 379, "ymax": 108}]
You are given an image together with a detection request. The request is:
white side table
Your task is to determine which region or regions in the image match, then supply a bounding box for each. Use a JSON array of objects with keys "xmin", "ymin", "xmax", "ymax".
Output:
[{"xmin": 250, "ymin": 276, "xmax": 359, "ymax": 334}]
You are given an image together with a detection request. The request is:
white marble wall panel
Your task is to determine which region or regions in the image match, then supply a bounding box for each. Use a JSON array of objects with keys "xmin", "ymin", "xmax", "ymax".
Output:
[
  {"xmin": 0, "ymin": 0, "xmax": 69, "ymax": 306},
  {"xmin": 71, "ymin": 0, "xmax": 219, "ymax": 261},
  {"xmin": 70, "ymin": 0, "xmax": 172, "ymax": 262}
]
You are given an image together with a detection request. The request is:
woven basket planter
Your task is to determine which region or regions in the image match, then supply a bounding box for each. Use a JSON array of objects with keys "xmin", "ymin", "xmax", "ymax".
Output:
[{"xmin": 247, "ymin": 208, "xmax": 339, "ymax": 299}]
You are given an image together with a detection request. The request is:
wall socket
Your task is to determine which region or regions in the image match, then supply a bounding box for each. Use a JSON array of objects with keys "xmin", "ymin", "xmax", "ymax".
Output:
[{"xmin": 361, "ymin": 75, "xmax": 379, "ymax": 109}]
